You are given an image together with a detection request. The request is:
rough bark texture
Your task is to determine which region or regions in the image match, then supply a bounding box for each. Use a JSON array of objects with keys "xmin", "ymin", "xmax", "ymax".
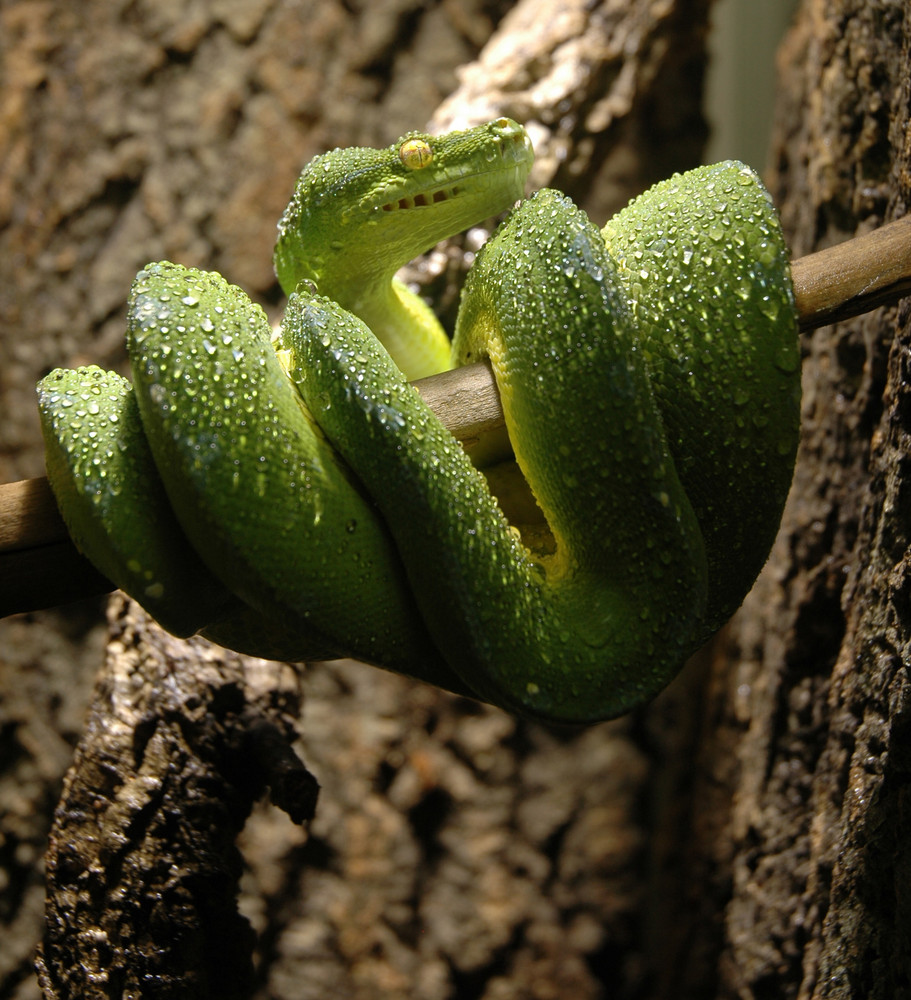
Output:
[
  {"xmin": 35, "ymin": 598, "xmax": 315, "ymax": 999},
  {"xmin": 654, "ymin": 1, "xmax": 911, "ymax": 997},
  {"xmin": 701, "ymin": 2, "xmax": 911, "ymax": 996},
  {"xmin": 3, "ymin": 0, "xmax": 909, "ymax": 998}
]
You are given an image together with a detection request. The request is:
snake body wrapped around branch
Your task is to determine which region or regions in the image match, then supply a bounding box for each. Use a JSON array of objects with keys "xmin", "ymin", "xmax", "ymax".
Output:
[{"xmin": 37, "ymin": 119, "xmax": 800, "ymax": 724}]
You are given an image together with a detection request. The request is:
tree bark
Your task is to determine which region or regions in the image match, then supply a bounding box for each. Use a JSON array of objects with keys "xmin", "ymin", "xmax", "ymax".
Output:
[
  {"xmin": 2, "ymin": 0, "xmax": 908, "ymax": 998},
  {"xmin": 35, "ymin": 597, "xmax": 315, "ymax": 999},
  {"xmin": 686, "ymin": 2, "xmax": 911, "ymax": 996}
]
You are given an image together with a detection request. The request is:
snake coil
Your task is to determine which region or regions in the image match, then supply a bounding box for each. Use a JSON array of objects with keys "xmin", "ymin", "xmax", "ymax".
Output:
[{"xmin": 37, "ymin": 120, "xmax": 799, "ymax": 724}]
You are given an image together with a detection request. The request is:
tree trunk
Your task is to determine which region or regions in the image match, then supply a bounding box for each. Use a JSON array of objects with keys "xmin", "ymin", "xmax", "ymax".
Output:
[
  {"xmin": 1, "ymin": 0, "xmax": 908, "ymax": 997},
  {"xmin": 684, "ymin": 2, "xmax": 911, "ymax": 996}
]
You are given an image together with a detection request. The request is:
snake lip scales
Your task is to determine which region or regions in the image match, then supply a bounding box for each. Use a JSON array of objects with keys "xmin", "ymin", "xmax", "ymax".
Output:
[
  {"xmin": 34, "ymin": 119, "xmax": 800, "ymax": 725},
  {"xmin": 381, "ymin": 188, "xmax": 457, "ymax": 212}
]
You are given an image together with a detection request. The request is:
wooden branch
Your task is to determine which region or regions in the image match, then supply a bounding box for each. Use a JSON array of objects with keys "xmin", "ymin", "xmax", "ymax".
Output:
[
  {"xmin": 3, "ymin": 217, "xmax": 910, "ymax": 618},
  {"xmin": 792, "ymin": 215, "xmax": 911, "ymax": 330}
]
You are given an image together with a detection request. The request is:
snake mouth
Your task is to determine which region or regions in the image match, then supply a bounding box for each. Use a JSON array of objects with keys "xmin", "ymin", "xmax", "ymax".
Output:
[
  {"xmin": 381, "ymin": 186, "xmax": 459, "ymax": 212},
  {"xmin": 378, "ymin": 134, "xmax": 532, "ymax": 213}
]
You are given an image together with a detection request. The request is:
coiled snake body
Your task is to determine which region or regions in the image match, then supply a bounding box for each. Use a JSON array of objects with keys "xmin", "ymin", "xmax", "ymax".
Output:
[{"xmin": 38, "ymin": 119, "xmax": 799, "ymax": 724}]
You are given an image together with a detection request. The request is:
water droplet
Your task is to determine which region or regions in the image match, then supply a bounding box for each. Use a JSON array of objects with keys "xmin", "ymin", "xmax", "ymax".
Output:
[{"xmin": 758, "ymin": 295, "xmax": 780, "ymax": 320}]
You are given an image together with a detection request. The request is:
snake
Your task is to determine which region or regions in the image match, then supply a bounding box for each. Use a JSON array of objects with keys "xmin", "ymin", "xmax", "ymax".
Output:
[{"xmin": 36, "ymin": 118, "xmax": 800, "ymax": 725}]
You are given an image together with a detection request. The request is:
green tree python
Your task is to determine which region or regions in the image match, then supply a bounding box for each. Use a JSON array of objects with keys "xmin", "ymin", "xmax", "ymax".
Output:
[{"xmin": 36, "ymin": 118, "xmax": 800, "ymax": 725}]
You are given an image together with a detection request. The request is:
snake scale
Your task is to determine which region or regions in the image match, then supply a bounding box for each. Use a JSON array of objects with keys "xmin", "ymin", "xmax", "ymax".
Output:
[{"xmin": 37, "ymin": 118, "xmax": 800, "ymax": 724}]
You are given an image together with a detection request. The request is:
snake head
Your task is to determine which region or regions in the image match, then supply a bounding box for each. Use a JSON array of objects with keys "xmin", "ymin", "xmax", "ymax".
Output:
[{"xmin": 273, "ymin": 117, "xmax": 534, "ymax": 298}]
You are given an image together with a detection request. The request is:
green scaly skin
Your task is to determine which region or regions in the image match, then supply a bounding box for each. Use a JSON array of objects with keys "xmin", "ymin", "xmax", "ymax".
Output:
[
  {"xmin": 36, "ymin": 119, "xmax": 800, "ymax": 724},
  {"xmin": 274, "ymin": 117, "xmax": 534, "ymax": 379},
  {"xmin": 602, "ymin": 164, "xmax": 800, "ymax": 638},
  {"xmin": 37, "ymin": 267, "xmax": 472, "ymax": 695}
]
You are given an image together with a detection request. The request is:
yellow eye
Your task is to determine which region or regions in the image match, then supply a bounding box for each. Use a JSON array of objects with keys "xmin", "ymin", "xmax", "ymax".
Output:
[{"xmin": 399, "ymin": 138, "xmax": 433, "ymax": 170}]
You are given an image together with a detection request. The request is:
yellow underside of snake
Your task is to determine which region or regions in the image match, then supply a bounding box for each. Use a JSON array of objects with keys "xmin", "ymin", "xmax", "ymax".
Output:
[{"xmin": 37, "ymin": 118, "xmax": 800, "ymax": 725}]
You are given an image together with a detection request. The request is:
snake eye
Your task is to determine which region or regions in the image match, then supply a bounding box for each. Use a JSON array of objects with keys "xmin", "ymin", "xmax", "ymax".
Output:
[{"xmin": 399, "ymin": 138, "xmax": 434, "ymax": 170}]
